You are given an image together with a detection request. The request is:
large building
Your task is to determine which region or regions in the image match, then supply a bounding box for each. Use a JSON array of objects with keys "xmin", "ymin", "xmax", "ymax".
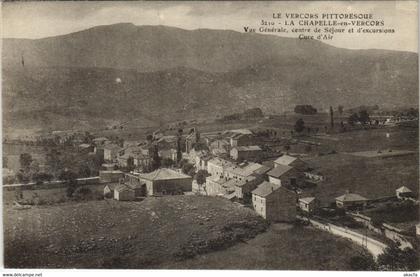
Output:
[
  {"xmin": 207, "ymin": 157, "xmax": 234, "ymax": 179},
  {"xmin": 335, "ymin": 192, "xmax": 368, "ymax": 209},
  {"xmin": 137, "ymin": 168, "xmax": 193, "ymax": 196},
  {"xmin": 251, "ymin": 181, "xmax": 297, "ymax": 222},
  {"xmin": 267, "ymin": 164, "xmax": 299, "ymax": 188},
  {"xmin": 103, "ymin": 143, "xmax": 123, "ymax": 162},
  {"xmin": 273, "ymin": 154, "xmax": 307, "ymax": 171},
  {"xmin": 230, "ymin": 145, "xmax": 262, "ymax": 161}
]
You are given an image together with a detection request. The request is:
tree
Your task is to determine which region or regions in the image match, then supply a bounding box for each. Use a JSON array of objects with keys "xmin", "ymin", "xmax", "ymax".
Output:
[
  {"xmin": 377, "ymin": 242, "xmax": 419, "ymax": 271},
  {"xmin": 176, "ymin": 129, "xmax": 183, "ymax": 164},
  {"xmin": 126, "ymin": 156, "xmax": 135, "ymax": 171},
  {"xmin": 182, "ymin": 162, "xmax": 195, "ymax": 177},
  {"xmin": 349, "ymin": 254, "xmax": 377, "ymax": 270},
  {"xmin": 161, "ymin": 157, "xmax": 174, "ymax": 168},
  {"xmin": 358, "ymin": 110, "xmax": 370, "ymax": 125},
  {"xmin": 348, "ymin": 113, "xmax": 359, "ymax": 126},
  {"xmin": 78, "ymin": 164, "xmax": 91, "ymax": 178},
  {"xmin": 19, "ymin": 153, "xmax": 33, "ymax": 170},
  {"xmin": 294, "ymin": 118, "xmax": 305, "ymax": 133},
  {"xmin": 338, "ymin": 105, "xmax": 344, "ymax": 115},
  {"xmin": 149, "ymin": 144, "xmax": 161, "ymax": 171},
  {"xmin": 195, "ymin": 170, "xmax": 207, "ymax": 191}
]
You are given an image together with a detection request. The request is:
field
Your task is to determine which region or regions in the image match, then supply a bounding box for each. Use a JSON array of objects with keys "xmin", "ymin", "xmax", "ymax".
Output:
[
  {"xmin": 3, "ymin": 196, "xmax": 267, "ymax": 268},
  {"xmin": 3, "ymin": 183, "xmax": 107, "ymax": 205},
  {"xmin": 302, "ymin": 152, "xmax": 418, "ymax": 205},
  {"xmin": 164, "ymin": 223, "xmax": 369, "ymax": 270}
]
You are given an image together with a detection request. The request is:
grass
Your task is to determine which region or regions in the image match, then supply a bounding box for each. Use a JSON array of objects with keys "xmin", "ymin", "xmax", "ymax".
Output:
[
  {"xmin": 3, "ymin": 183, "xmax": 107, "ymax": 205},
  {"xmin": 302, "ymin": 152, "xmax": 418, "ymax": 205},
  {"xmin": 164, "ymin": 223, "xmax": 370, "ymax": 270},
  {"xmin": 3, "ymin": 195, "xmax": 267, "ymax": 268}
]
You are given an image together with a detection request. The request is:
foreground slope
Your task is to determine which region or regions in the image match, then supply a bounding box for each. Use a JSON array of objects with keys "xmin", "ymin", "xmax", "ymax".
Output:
[{"xmin": 4, "ymin": 196, "xmax": 267, "ymax": 268}]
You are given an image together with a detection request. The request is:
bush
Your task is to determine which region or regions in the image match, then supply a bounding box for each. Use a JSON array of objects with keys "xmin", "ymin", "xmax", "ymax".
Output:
[{"xmin": 349, "ymin": 254, "xmax": 377, "ymax": 270}]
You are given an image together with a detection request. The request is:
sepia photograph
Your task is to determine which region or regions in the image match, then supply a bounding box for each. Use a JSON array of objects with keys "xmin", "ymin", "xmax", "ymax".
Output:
[{"xmin": 1, "ymin": 0, "xmax": 419, "ymax": 271}]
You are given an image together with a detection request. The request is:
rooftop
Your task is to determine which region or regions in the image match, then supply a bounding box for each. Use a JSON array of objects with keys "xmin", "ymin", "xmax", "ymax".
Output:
[
  {"xmin": 335, "ymin": 193, "xmax": 368, "ymax": 202},
  {"xmin": 138, "ymin": 168, "xmax": 192, "ymax": 181},
  {"xmin": 226, "ymin": 162, "xmax": 265, "ymax": 177},
  {"xmin": 274, "ymin": 154, "xmax": 298, "ymax": 166},
  {"xmin": 234, "ymin": 145, "xmax": 262, "ymax": 151},
  {"xmin": 267, "ymin": 164, "xmax": 293, "ymax": 178},
  {"xmin": 251, "ymin": 181, "xmax": 281, "ymax": 197},
  {"xmin": 299, "ymin": 197, "xmax": 316, "ymax": 204},
  {"xmin": 396, "ymin": 186, "xmax": 412, "ymax": 193}
]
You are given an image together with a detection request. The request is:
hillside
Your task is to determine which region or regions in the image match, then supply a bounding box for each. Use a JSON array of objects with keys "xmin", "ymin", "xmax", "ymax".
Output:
[
  {"xmin": 2, "ymin": 23, "xmax": 418, "ymax": 133},
  {"xmin": 4, "ymin": 196, "xmax": 267, "ymax": 268}
]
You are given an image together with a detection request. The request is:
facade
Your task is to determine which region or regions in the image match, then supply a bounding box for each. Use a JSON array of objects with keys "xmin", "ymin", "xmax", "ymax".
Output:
[
  {"xmin": 298, "ymin": 197, "xmax": 318, "ymax": 213},
  {"xmin": 267, "ymin": 165, "xmax": 299, "ymax": 188},
  {"xmin": 99, "ymin": 170, "xmax": 124, "ymax": 183},
  {"xmin": 304, "ymin": 171, "xmax": 324, "ymax": 182},
  {"xmin": 230, "ymin": 145, "xmax": 262, "ymax": 161},
  {"xmin": 335, "ymin": 193, "xmax": 368, "ymax": 209},
  {"xmin": 103, "ymin": 144, "xmax": 123, "ymax": 162},
  {"xmin": 78, "ymin": 143, "xmax": 94, "ymax": 153},
  {"xmin": 251, "ymin": 181, "xmax": 297, "ymax": 222},
  {"xmin": 103, "ymin": 184, "xmax": 117, "ymax": 198},
  {"xmin": 229, "ymin": 133, "xmax": 255, "ymax": 147},
  {"xmin": 137, "ymin": 168, "xmax": 193, "ymax": 196},
  {"xmin": 207, "ymin": 157, "xmax": 234, "ymax": 179},
  {"xmin": 114, "ymin": 184, "xmax": 135, "ymax": 201}
]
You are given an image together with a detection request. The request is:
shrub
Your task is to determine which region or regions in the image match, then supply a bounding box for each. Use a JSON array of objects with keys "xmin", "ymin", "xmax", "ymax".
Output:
[{"xmin": 349, "ymin": 254, "xmax": 377, "ymax": 270}]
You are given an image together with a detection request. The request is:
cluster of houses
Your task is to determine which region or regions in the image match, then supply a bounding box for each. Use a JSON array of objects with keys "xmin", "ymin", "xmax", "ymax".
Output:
[{"xmin": 78, "ymin": 128, "xmax": 418, "ymax": 226}]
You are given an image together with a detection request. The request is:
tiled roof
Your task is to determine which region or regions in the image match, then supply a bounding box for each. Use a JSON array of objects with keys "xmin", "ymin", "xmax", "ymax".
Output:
[
  {"xmin": 335, "ymin": 193, "xmax": 368, "ymax": 202},
  {"xmin": 396, "ymin": 186, "xmax": 412, "ymax": 193},
  {"xmin": 235, "ymin": 145, "xmax": 261, "ymax": 151},
  {"xmin": 267, "ymin": 164, "xmax": 293, "ymax": 178},
  {"xmin": 274, "ymin": 155, "xmax": 298, "ymax": 166},
  {"xmin": 138, "ymin": 168, "xmax": 191, "ymax": 181},
  {"xmin": 251, "ymin": 181, "xmax": 281, "ymax": 197},
  {"xmin": 299, "ymin": 197, "xmax": 316, "ymax": 204}
]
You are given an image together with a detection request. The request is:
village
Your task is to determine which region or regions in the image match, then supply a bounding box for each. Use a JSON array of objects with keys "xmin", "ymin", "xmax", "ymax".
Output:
[{"xmin": 3, "ymin": 105, "xmax": 419, "ymax": 269}]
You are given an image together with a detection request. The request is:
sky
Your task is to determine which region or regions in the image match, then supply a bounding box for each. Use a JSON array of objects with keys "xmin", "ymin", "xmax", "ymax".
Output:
[{"xmin": 2, "ymin": 1, "xmax": 418, "ymax": 52}]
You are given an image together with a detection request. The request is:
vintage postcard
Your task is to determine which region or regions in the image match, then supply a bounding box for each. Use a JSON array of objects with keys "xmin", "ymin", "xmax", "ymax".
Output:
[{"xmin": 1, "ymin": 0, "xmax": 419, "ymax": 271}]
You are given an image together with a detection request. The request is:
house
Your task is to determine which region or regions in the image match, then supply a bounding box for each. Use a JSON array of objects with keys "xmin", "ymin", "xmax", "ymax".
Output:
[
  {"xmin": 304, "ymin": 170, "xmax": 325, "ymax": 182},
  {"xmin": 99, "ymin": 170, "xmax": 124, "ymax": 183},
  {"xmin": 230, "ymin": 145, "xmax": 262, "ymax": 161},
  {"xmin": 137, "ymin": 168, "xmax": 193, "ymax": 196},
  {"xmin": 104, "ymin": 183, "xmax": 118, "ymax": 198},
  {"xmin": 207, "ymin": 157, "xmax": 234, "ymax": 179},
  {"xmin": 114, "ymin": 184, "xmax": 135, "ymax": 201},
  {"xmin": 229, "ymin": 133, "xmax": 255, "ymax": 147},
  {"xmin": 298, "ymin": 197, "xmax": 318, "ymax": 213},
  {"xmin": 273, "ymin": 154, "xmax": 307, "ymax": 171},
  {"xmin": 232, "ymin": 176, "xmax": 259, "ymax": 200},
  {"xmin": 103, "ymin": 144, "xmax": 123, "ymax": 162},
  {"xmin": 209, "ymin": 139, "xmax": 230, "ymax": 156},
  {"xmin": 102, "ymin": 163, "xmax": 117, "ymax": 171},
  {"xmin": 335, "ymin": 192, "xmax": 368, "ymax": 209},
  {"xmin": 92, "ymin": 137, "xmax": 110, "ymax": 147},
  {"xmin": 225, "ymin": 162, "xmax": 266, "ymax": 181},
  {"xmin": 78, "ymin": 143, "xmax": 94, "ymax": 153},
  {"xmin": 267, "ymin": 164, "xmax": 299, "ymax": 188},
  {"xmin": 396, "ymin": 186, "xmax": 414, "ymax": 199},
  {"xmin": 206, "ymin": 176, "xmax": 234, "ymax": 196},
  {"xmin": 251, "ymin": 181, "xmax": 297, "ymax": 222}
]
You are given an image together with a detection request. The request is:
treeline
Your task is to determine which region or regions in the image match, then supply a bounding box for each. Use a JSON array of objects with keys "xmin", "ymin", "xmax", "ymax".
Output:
[
  {"xmin": 217, "ymin": 108, "xmax": 264, "ymax": 122},
  {"xmin": 294, "ymin": 105, "xmax": 317, "ymax": 115}
]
